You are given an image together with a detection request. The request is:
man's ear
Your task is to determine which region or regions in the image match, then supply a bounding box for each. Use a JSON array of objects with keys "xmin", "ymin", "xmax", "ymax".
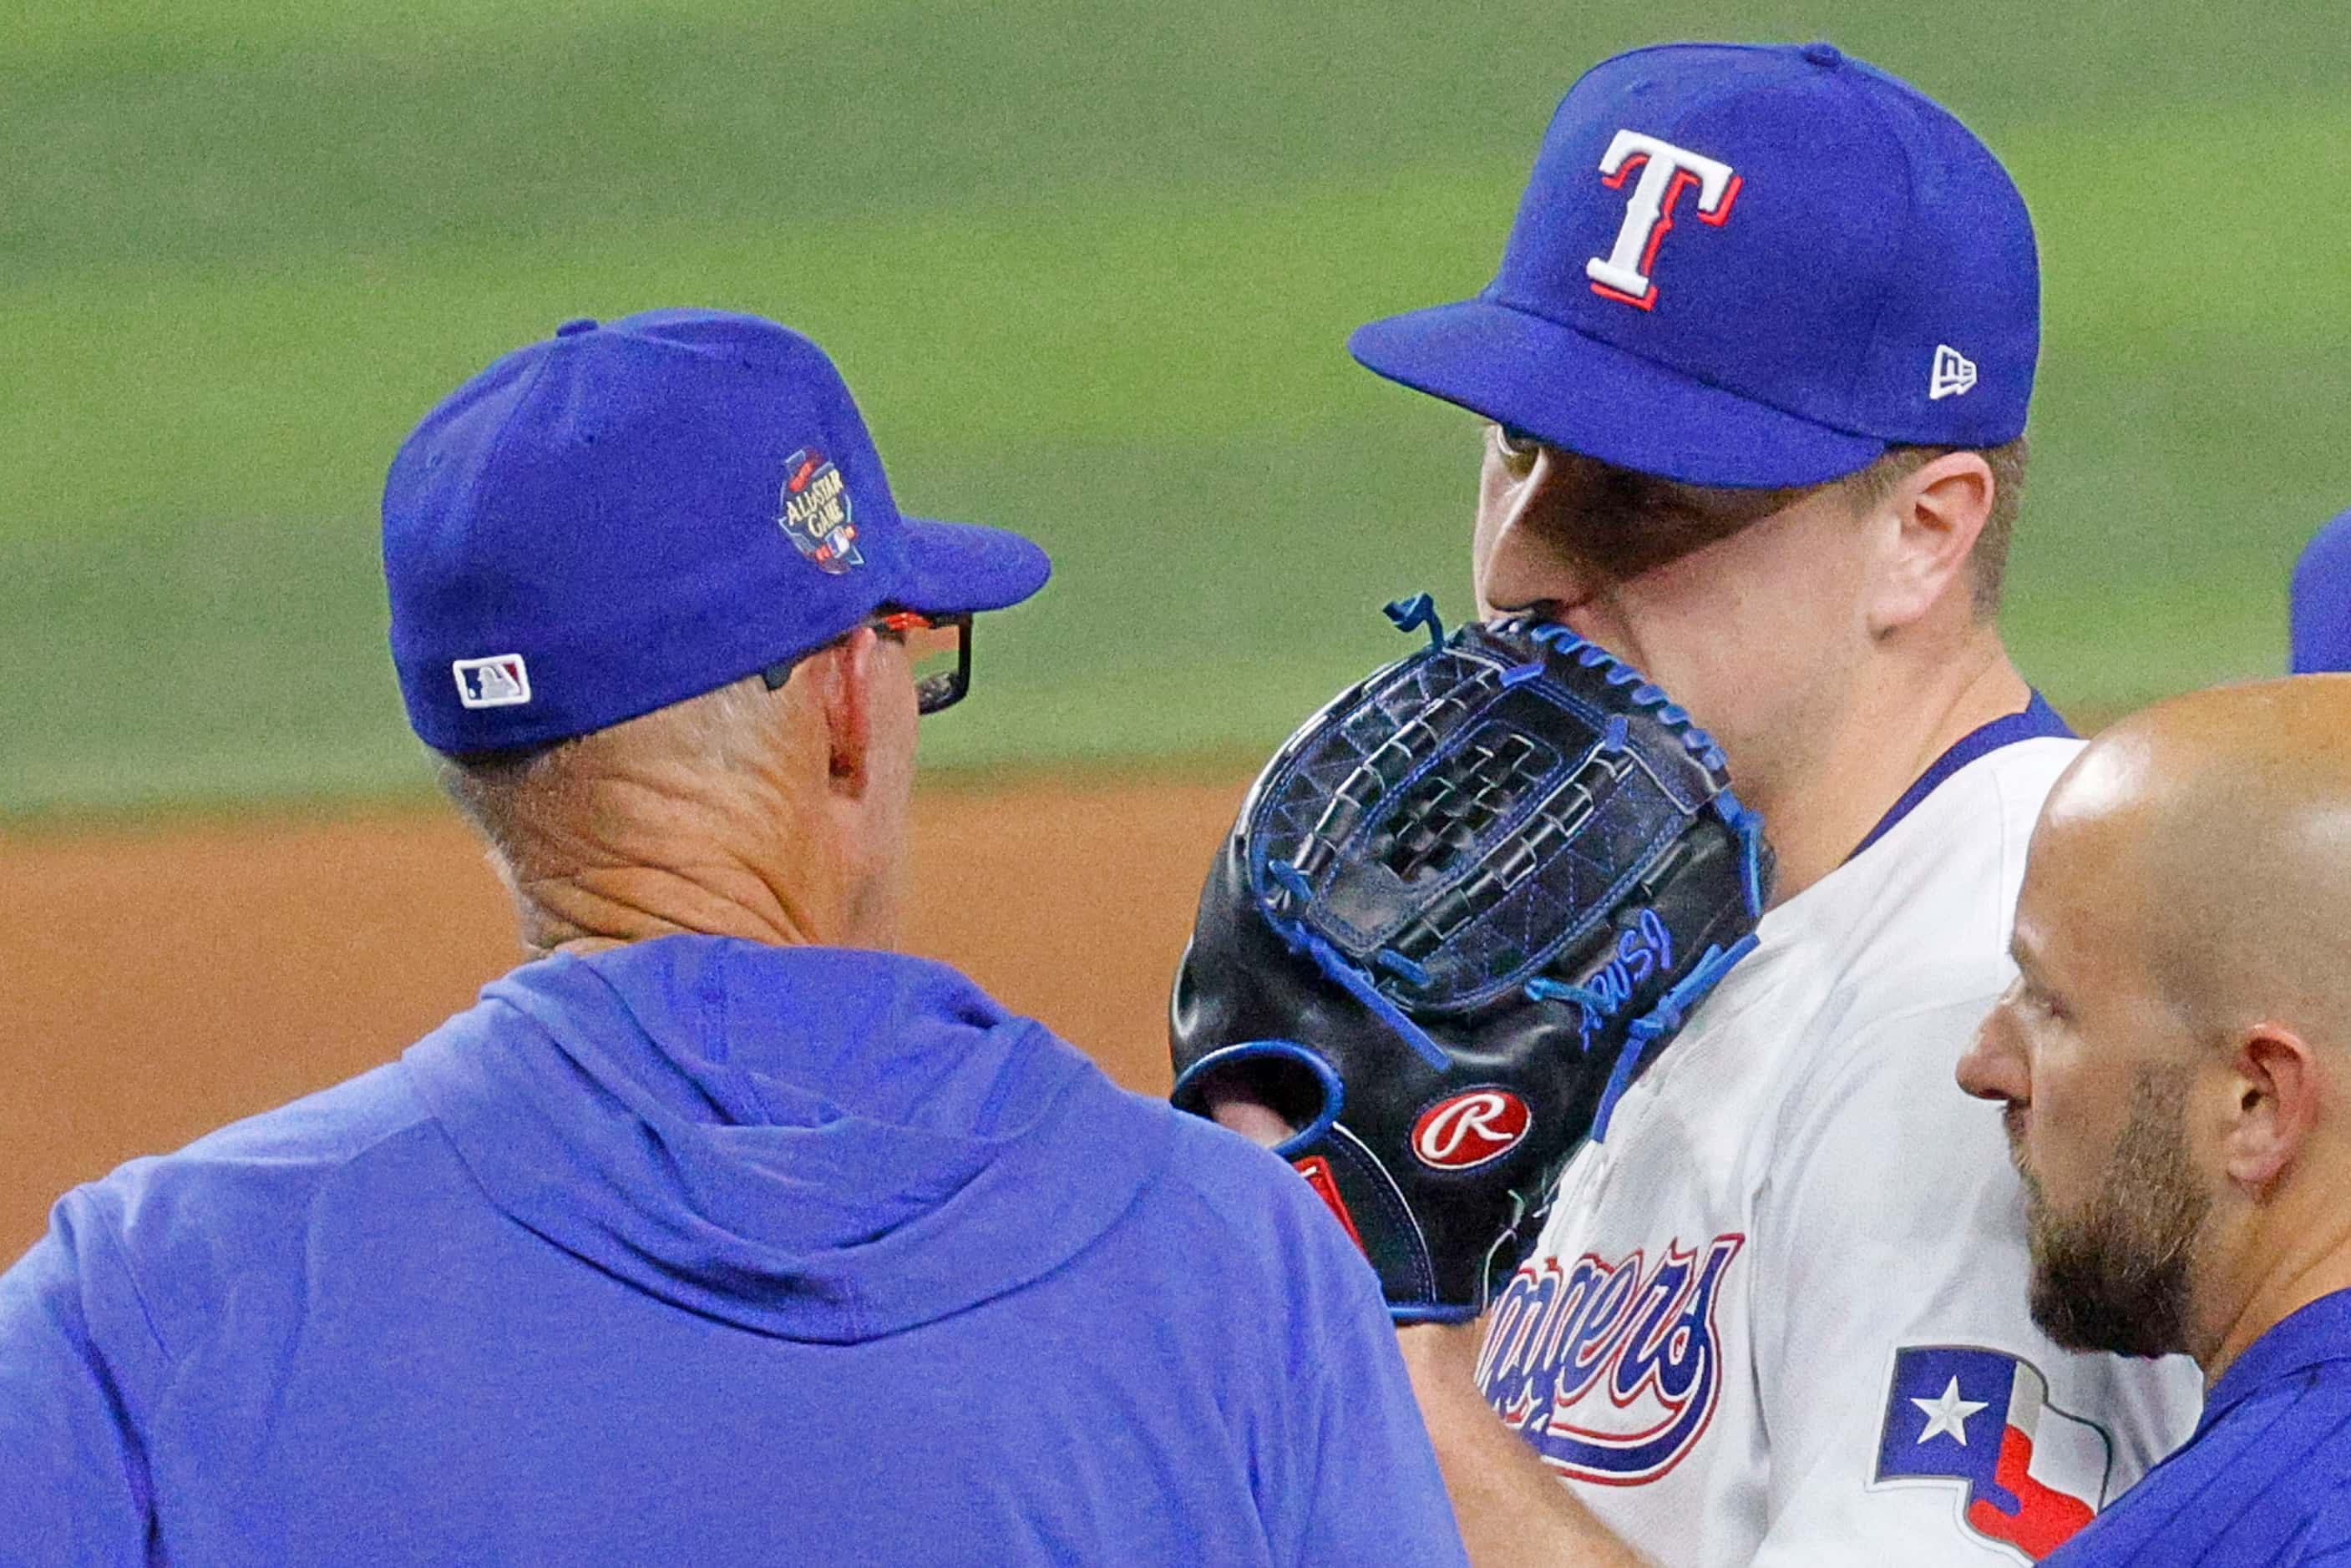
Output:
[
  {"xmin": 808, "ymin": 628, "xmax": 877, "ymax": 793},
  {"xmin": 2221, "ymin": 1024, "xmax": 2321, "ymax": 1194},
  {"xmin": 1866, "ymin": 452, "xmax": 1994, "ymax": 635}
]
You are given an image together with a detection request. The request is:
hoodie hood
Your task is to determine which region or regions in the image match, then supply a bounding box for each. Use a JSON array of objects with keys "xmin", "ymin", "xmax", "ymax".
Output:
[{"xmin": 403, "ymin": 937, "xmax": 1173, "ymax": 1343}]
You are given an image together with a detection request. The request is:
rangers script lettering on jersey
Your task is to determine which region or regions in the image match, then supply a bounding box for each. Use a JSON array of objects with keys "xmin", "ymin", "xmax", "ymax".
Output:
[{"xmin": 1487, "ymin": 736, "xmax": 2203, "ymax": 1566}]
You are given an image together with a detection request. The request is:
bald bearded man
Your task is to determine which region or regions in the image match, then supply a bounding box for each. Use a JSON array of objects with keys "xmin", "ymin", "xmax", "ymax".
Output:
[{"xmin": 1958, "ymin": 677, "xmax": 2351, "ymax": 1565}]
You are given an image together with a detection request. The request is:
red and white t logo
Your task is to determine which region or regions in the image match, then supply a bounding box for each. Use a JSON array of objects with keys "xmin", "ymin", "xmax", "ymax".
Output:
[{"xmin": 1585, "ymin": 130, "xmax": 1741, "ymax": 311}]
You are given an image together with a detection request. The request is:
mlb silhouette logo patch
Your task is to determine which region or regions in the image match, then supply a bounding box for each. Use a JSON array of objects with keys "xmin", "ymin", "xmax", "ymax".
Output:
[
  {"xmin": 1930, "ymin": 345, "xmax": 1979, "ymax": 400},
  {"xmin": 453, "ymin": 654, "xmax": 532, "ymax": 709},
  {"xmin": 1872, "ymin": 1345, "xmax": 2111, "ymax": 1562}
]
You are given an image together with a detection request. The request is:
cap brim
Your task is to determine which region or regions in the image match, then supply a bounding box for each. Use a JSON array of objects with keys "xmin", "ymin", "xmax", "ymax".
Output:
[
  {"xmin": 1350, "ymin": 299, "xmax": 1885, "ymax": 488},
  {"xmin": 896, "ymin": 518, "xmax": 1052, "ymax": 615}
]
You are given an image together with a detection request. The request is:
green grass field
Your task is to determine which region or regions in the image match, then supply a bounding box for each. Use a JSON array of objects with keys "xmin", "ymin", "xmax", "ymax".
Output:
[{"xmin": 6, "ymin": 0, "xmax": 2345, "ymax": 815}]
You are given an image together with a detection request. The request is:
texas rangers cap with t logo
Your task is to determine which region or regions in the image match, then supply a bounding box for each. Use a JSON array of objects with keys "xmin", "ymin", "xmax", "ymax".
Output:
[
  {"xmin": 1350, "ymin": 41, "xmax": 2039, "ymax": 488},
  {"xmin": 383, "ymin": 308, "xmax": 1050, "ymax": 753}
]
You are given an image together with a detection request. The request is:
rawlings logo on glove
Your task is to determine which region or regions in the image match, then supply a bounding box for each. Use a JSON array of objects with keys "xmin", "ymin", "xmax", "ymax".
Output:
[
  {"xmin": 1169, "ymin": 599, "xmax": 1774, "ymax": 1321},
  {"xmin": 1412, "ymin": 1091, "xmax": 1530, "ymax": 1169}
]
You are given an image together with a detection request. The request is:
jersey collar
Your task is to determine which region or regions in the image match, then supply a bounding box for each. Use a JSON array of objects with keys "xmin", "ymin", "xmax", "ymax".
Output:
[
  {"xmin": 1846, "ymin": 690, "xmax": 2075, "ymax": 865},
  {"xmin": 2197, "ymin": 1287, "xmax": 2351, "ymax": 1438}
]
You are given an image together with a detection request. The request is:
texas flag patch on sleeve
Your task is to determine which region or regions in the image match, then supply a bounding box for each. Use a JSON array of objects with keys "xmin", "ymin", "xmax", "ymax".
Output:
[{"xmin": 1872, "ymin": 1346, "xmax": 2114, "ymax": 1562}]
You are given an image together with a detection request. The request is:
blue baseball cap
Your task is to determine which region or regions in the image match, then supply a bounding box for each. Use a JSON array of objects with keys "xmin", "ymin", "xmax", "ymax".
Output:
[
  {"xmin": 1350, "ymin": 42, "xmax": 2039, "ymax": 488},
  {"xmin": 384, "ymin": 308, "xmax": 1051, "ymax": 753},
  {"xmin": 2291, "ymin": 508, "xmax": 2351, "ymax": 673}
]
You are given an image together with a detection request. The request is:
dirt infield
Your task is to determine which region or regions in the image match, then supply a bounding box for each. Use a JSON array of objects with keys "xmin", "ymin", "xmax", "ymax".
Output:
[{"xmin": 0, "ymin": 773, "xmax": 1249, "ymax": 1259}]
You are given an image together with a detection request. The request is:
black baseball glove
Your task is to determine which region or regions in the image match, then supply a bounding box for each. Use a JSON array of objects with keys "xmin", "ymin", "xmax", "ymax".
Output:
[{"xmin": 1169, "ymin": 598, "xmax": 1773, "ymax": 1322}]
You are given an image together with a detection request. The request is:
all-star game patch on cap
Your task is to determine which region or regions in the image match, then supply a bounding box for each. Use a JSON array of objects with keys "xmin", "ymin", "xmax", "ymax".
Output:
[
  {"xmin": 383, "ymin": 308, "xmax": 1051, "ymax": 753},
  {"xmin": 1350, "ymin": 41, "xmax": 2039, "ymax": 488}
]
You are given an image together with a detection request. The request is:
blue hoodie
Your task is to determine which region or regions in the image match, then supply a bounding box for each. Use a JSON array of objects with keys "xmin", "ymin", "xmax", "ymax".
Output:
[{"xmin": 0, "ymin": 938, "xmax": 1466, "ymax": 1566}]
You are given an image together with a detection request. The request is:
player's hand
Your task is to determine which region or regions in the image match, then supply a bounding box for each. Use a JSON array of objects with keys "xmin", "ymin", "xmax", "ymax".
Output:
[{"xmin": 1203, "ymin": 1083, "xmax": 1293, "ymax": 1149}]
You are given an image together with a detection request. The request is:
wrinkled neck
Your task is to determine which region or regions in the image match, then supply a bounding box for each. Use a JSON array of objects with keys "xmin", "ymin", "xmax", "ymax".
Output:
[
  {"xmin": 494, "ymin": 780, "xmax": 851, "ymax": 959},
  {"xmin": 519, "ymin": 859, "xmax": 826, "ymax": 959}
]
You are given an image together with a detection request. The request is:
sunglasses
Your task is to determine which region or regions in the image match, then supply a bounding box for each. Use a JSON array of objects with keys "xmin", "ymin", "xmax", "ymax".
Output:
[{"xmin": 760, "ymin": 609, "xmax": 973, "ymax": 716}]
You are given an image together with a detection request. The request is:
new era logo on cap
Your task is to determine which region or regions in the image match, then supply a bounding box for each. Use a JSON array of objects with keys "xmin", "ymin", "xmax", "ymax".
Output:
[
  {"xmin": 453, "ymin": 655, "xmax": 532, "ymax": 709},
  {"xmin": 1930, "ymin": 345, "xmax": 1979, "ymax": 400}
]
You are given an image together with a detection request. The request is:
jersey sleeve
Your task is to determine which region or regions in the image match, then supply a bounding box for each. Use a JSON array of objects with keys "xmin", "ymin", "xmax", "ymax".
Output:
[
  {"xmin": 1745, "ymin": 992, "xmax": 2200, "ymax": 1567},
  {"xmin": 0, "ymin": 1191, "xmax": 165, "ymax": 1567}
]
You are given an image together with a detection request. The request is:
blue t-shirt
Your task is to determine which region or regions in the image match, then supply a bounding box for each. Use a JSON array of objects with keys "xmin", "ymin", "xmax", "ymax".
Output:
[
  {"xmin": 0, "ymin": 938, "xmax": 1467, "ymax": 1566},
  {"xmin": 2047, "ymin": 1290, "xmax": 2351, "ymax": 1565}
]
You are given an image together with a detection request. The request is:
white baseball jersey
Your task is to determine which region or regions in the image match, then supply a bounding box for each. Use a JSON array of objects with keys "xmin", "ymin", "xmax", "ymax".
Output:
[{"xmin": 1475, "ymin": 733, "xmax": 2203, "ymax": 1566}]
